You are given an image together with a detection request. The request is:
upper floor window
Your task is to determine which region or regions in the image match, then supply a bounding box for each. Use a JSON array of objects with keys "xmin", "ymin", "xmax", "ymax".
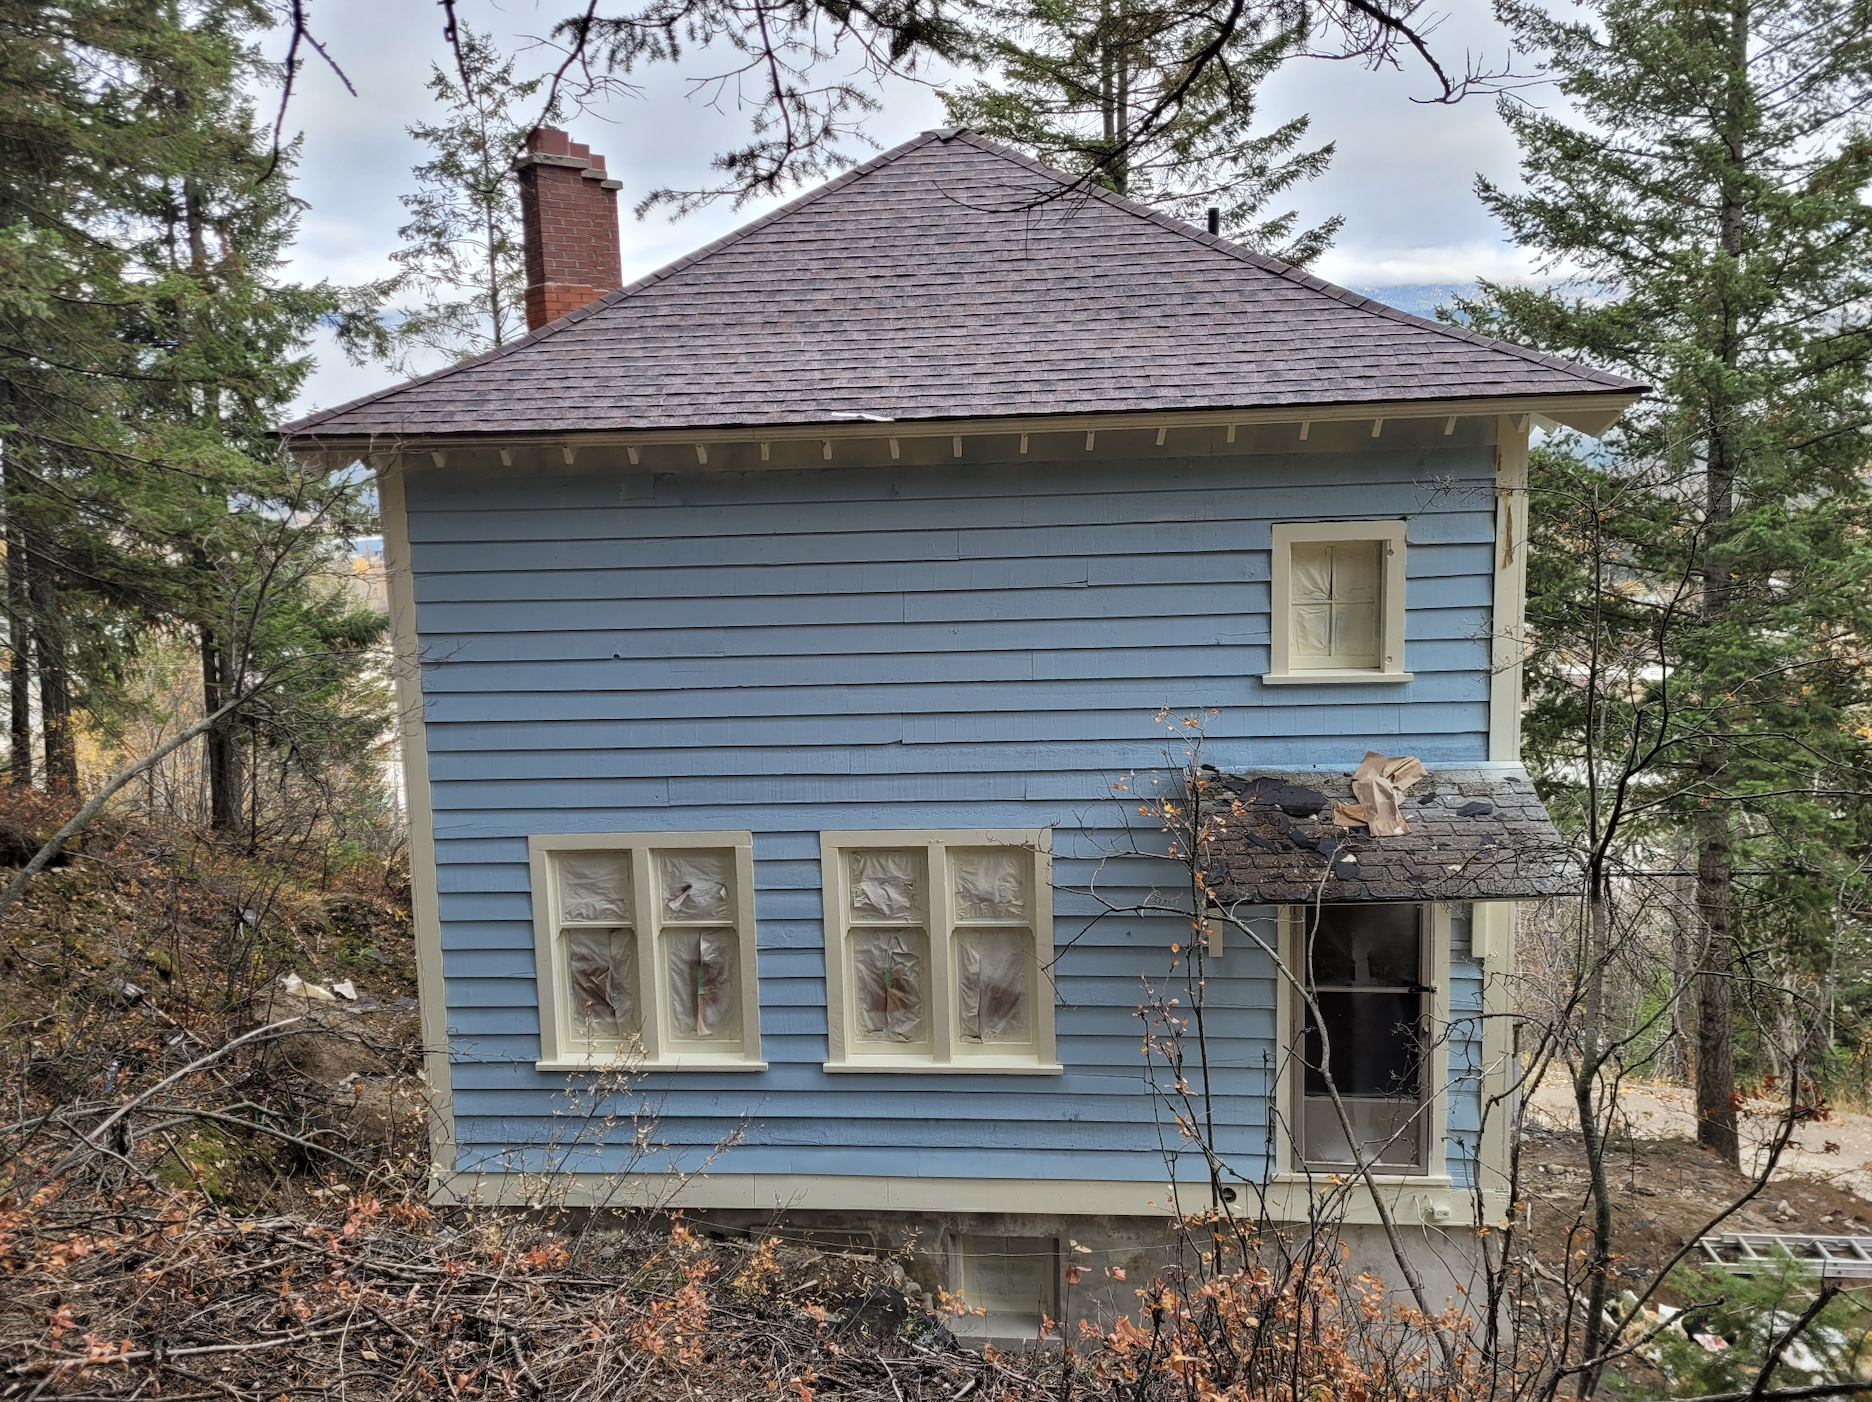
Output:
[
  {"xmin": 819, "ymin": 830, "xmax": 1059, "ymax": 1074},
  {"xmin": 528, "ymin": 832, "xmax": 763, "ymax": 1070},
  {"xmin": 1266, "ymin": 521, "xmax": 1410, "ymax": 683}
]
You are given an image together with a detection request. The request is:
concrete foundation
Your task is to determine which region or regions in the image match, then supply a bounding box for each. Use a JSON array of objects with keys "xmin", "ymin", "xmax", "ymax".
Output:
[{"xmin": 688, "ymin": 1207, "xmax": 1490, "ymax": 1349}]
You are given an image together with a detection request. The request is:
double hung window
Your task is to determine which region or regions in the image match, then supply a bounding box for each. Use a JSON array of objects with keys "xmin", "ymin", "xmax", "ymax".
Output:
[
  {"xmin": 529, "ymin": 832, "xmax": 762, "ymax": 1070},
  {"xmin": 820, "ymin": 830, "xmax": 1057, "ymax": 1072}
]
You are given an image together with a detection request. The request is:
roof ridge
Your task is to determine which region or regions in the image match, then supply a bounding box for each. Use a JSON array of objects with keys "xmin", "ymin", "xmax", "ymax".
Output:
[
  {"xmin": 283, "ymin": 131, "xmax": 952, "ymax": 438},
  {"xmin": 941, "ymin": 130, "xmax": 1637, "ymax": 393}
]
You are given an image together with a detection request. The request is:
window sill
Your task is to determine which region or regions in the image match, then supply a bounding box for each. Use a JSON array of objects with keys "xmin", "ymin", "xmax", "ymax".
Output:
[
  {"xmin": 1271, "ymin": 1171, "xmax": 1452, "ymax": 1187},
  {"xmin": 536, "ymin": 1056, "xmax": 768, "ymax": 1073},
  {"xmin": 822, "ymin": 1057, "xmax": 1064, "ymax": 1076},
  {"xmin": 1261, "ymin": 670, "xmax": 1413, "ymax": 686}
]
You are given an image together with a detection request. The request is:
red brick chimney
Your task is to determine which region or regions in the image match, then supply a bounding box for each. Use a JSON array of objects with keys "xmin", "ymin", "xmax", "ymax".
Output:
[{"xmin": 515, "ymin": 128, "xmax": 624, "ymax": 331}]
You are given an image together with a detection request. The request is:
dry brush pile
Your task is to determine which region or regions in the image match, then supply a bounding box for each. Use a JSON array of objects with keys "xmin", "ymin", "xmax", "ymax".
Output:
[{"xmin": 0, "ymin": 784, "xmax": 1477, "ymax": 1402}]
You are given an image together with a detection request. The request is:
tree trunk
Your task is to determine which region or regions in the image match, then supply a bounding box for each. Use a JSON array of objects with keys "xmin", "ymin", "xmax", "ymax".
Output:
[
  {"xmin": 4, "ymin": 465, "xmax": 30, "ymax": 789},
  {"xmin": 1691, "ymin": 0, "xmax": 1749, "ymax": 1172},
  {"xmin": 200, "ymin": 626, "xmax": 243, "ymax": 833},
  {"xmin": 28, "ymin": 550, "xmax": 77, "ymax": 792},
  {"xmin": 1695, "ymin": 797, "xmax": 1740, "ymax": 1163}
]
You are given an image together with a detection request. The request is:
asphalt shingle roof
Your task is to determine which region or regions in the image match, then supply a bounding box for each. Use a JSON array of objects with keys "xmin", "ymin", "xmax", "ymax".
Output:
[
  {"xmin": 283, "ymin": 129, "xmax": 1641, "ymax": 441},
  {"xmin": 1202, "ymin": 767, "xmax": 1578, "ymax": 904}
]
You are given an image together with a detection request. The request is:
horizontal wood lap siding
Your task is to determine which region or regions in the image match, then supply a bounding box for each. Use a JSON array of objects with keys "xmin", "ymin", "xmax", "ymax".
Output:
[{"xmin": 403, "ymin": 449, "xmax": 1496, "ymax": 1184}]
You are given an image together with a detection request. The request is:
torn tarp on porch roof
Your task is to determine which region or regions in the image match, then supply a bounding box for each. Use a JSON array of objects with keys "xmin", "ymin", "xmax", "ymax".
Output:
[{"xmin": 1201, "ymin": 766, "xmax": 1578, "ymax": 904}]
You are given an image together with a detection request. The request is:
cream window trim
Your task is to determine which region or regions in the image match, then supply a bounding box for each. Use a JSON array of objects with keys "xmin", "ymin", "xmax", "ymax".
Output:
[
  {"xmin": 1266, "ymin": 520, "xmax": 1410, "ymax": 682},
  {"xmin": 820, "ymin": 829, "xmax": 1058, "ymax": 1074},
  {"xmin": 1274, "ymin": 902, "xmax": 1450, "ymax": 1178},
  {"xmin": 529, "ymin": 831, "xmax": 764, "ymax": 1072}
]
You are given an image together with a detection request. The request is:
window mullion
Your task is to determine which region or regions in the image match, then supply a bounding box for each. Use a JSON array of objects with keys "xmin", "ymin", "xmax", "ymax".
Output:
[
  {"xmin": 632, "ymin": 847, "xmax": 661, "ymax": 1062},
  {"xmin": 928, "ymin": 840, "xmax": 955, "ymax": 1064}
]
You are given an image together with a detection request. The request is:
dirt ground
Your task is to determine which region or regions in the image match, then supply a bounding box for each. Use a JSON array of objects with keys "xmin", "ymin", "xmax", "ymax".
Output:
[
  {"xmin": 1518, "ymin": 1075, "xmax": 1872, "ymax": 1290},
  {"xmin": 1529, "ymin": 1075, "xmax": 1872, "ymax": 1197}
]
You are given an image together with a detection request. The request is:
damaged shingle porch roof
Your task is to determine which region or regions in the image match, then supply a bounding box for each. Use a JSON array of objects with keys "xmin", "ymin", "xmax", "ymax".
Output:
[
  {"xmin": 282, "ymin": 129, "xmax": 1642, "ymax": 444},
  {"xmin": 1203, "ymin": 767, "xmax": 1578, "ymax": 905}
]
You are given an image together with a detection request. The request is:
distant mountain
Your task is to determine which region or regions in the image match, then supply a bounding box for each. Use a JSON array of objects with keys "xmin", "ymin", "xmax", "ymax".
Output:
[{"xmin": 1344, "ymin": 284, "xmax": 1477, "ymax": 323}]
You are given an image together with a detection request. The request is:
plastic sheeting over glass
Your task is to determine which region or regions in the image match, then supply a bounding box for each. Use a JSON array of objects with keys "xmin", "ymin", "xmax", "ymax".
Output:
[
  {"xmin": 953, "ymin": 849, "xmax": 1026, "ymax": 921},
  {"xmin": 849, "ymin": 850, "xmax": 921, "ymax": 921},
  {"xmin": 851, "ymin": 930, "xmax": 927, "ymax": 1042},
  {"xmin": 659, "ymin": 852, "xmax": 733, "ymax": 922},
  {"xmin": 565, "ymin": 928, "xmax": 636, "ymax": 1042},
  {"xmin": 957, "ymin": 928, "xmax": 1030, "ymax": 1043},
  {"xmin": 1290, "ymin": 540, "xmax": 1380, "ymax": 668},
  {"xmin": 665, "ymin": 929, "xmax": 737, "ymax": 1040},
  {"xmin": 557, "ymin": 851, "xmax": 634, "ymax": 924}
]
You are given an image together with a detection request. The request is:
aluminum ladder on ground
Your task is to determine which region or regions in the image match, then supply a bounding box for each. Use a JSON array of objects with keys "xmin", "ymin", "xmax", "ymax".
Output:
[{"xmin": 1695, "ymin": 1233, "xmax": 1872, "ymax": 1281}]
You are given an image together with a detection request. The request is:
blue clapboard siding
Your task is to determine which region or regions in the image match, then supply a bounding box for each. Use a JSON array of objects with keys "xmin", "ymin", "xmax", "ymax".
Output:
[{"xmin": 404, "ymin": 446, "xmax": 1497, "ymax": 1186}]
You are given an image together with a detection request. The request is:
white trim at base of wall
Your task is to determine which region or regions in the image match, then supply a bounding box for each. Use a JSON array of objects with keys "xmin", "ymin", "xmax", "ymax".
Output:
[{"xmin": 432, "ymin": 1170, "xmax": 1507, "ymax": 1227}]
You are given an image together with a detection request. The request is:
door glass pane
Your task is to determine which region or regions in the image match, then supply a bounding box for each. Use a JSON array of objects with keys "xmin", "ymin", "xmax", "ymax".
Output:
[
  {"xmin": 1301, "ymin": 1095, "xmax": 1423, "ymax": 1168},
  {"xmin": 1306, "ymin": 903, "xmax": 1419, "ymax": 986},
  {"xmin": 1304, "ymin": 991, "xmax": 1422, "ymax": 1097}
]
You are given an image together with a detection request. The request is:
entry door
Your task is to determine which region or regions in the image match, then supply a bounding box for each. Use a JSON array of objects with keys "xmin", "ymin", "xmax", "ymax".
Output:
[{"xmin": 1294, "ymin": 903, "xmax": 1430, "ymax": 1172}]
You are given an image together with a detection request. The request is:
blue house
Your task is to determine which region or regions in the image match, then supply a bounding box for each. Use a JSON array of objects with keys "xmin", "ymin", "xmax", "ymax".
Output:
[{"xmin": 285, "ymin": 126, "xmax": 1637, "ymax": 1324}]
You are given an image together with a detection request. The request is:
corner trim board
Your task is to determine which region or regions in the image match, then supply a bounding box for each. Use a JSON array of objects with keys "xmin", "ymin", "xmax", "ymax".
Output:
[
  {"xmin": 1489, "ymin": 415, "xmax": 1531, "ymax": 763},
  {"xmin": 377, "ymin": 466, "xmax": 458, "ymax": 1176}
]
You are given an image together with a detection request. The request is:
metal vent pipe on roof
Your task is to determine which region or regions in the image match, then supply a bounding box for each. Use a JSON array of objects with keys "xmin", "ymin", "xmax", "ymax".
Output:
[{"xmin": 1207, "ymin": 208, "xmax": 1220, "ymax": 235}]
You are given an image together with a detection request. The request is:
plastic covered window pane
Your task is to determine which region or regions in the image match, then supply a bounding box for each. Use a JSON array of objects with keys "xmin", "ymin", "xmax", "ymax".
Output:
[
  {"xmin": 1331, "ymin": 542, "xmax": 1380, "ymax": 602},
  {"xmin": 851, "ymin": 929, "xmax": 928, "ymax": 1042},
  {"xmin": 565, "ymin": 927, "xmax": 636, "ymax": 1042},
  {"xmin": 957, "ymin": 928, "xmax": 1031, "ymax": 1043},
  {"xmin": 1292, "ymin": 604, "xmax": 1333, "ymax": 661},
  {"xmin": 850, "ymin": 849, "xmax": 921, "ymax": 921},
  {"xmin": 953, "ymin": 849, "xmax": 1027, "ymax": 921},
  {"xmin": 1332, "ymin": 602, "xmax": 1380, "ymax": 663},
  {"xmin": 1290, "ymin": 542, "xmax": 1334, "ymax": 603},
  {"xmin": 665, "ymin": 929, "xmax": 737, "ymax": 1040},
  {"xmin": 557, "ymin": 851, "xmax": 633, "ymax": 925},
  {"xmin": 659, "ymin": 851, "xmax": 733, "ymax": 922}
]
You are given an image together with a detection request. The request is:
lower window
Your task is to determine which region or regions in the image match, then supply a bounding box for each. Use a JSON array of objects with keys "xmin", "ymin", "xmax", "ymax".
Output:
[
  {"xmin": 820, "ymin": 830, "xmax": 1057, "ymax": 1072},
  {"xmin": 529, "ymin": 832, "xmax": 762, "ymax": 1069},
  {"xmin": 957, "ymin": 1235, "xmax": 1058, "ymax": 1321},
  {"xmin": 1290, "ymin": 902, "xmax": 1431, "ymax": 1171}
]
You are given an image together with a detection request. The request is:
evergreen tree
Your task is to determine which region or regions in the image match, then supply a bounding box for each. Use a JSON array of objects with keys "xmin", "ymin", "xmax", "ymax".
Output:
[
  {"xmin": 0, "ymin": 0, "xmax": 385, "ymax": 832},
  {"xmin": 1466, "ymin": 0, "xmax": 1872, "ymax": 1163},
  {"xmin": 941, "ymin": 0, "xmax": 1340, "ymax": 262},
  {"xmin": 375, "ymin": 28, "xmax": 550, "ymax": 370}
]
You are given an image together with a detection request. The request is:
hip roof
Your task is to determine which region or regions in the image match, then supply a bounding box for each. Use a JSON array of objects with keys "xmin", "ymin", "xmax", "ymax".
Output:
[{"xmin": 283, "ymin": 129, "xmax": 1641, "ymax": 442}]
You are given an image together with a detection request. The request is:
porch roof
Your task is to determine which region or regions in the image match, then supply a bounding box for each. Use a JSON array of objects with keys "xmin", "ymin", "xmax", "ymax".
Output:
[{"xmin": 1201, "ymin": 765, "xmax": 1577, "ymax": 905}]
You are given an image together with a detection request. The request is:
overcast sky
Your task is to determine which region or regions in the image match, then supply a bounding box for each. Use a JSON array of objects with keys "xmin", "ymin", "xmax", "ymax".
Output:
[{"xmin": 277, "ymin": 0, "xmax": 1546, "ymax": 418}]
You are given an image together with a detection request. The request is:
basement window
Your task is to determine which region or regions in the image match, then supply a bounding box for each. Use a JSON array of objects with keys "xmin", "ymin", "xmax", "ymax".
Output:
[
  {"xmin": 1265, "ymin": 521, "xmax": 1410, "ymax": 683},
  {"xmin": 530, "ymin": 832, "xmax": 763, "ymax": 1070},
  {"xmin": 820, "ymin": 830, "xmax": 1058, "ymax": 1073},
  {"xmin": 956, "ymin": 1235, "xmax": 1058, "ymax": 1322}
]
